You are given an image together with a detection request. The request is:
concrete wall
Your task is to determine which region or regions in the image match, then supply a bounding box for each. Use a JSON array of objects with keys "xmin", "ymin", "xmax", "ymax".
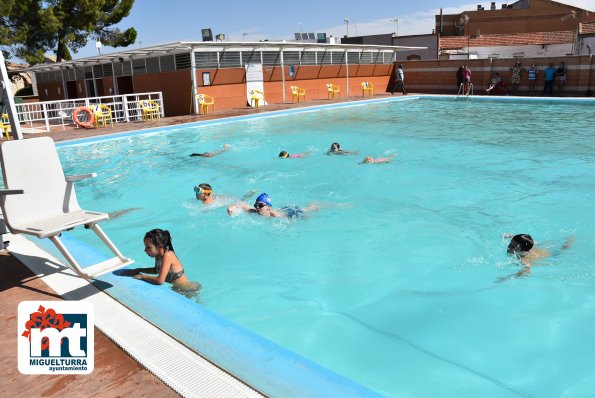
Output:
[{"xmin": 401, "ymin": 55, "xmax": 595, "ymax": 96}]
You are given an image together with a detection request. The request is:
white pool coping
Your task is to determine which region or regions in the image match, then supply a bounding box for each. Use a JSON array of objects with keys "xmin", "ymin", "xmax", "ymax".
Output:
[{"xmin": 7, "ymin": 231, "xmax": 265, "ymax": 398}]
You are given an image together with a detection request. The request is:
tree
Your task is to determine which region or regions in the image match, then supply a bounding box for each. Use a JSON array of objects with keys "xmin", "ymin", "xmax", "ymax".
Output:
[{"xmin": 0, "ymin": 0, "xmax": 137, "ymax": 64}]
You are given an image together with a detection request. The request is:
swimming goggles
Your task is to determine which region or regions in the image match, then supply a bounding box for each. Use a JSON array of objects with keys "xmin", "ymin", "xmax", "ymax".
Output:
[
  {"xmin": 194, "ymin": 186, "xmax": 212, "ymax": 195},
  {"xmin": 254, "ymin": 202, "xmax": 268, "ymax": 209}
]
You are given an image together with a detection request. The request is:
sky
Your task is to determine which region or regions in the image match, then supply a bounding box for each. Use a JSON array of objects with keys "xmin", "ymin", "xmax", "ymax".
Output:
[{"xmin": 72, "ymin": 0, "xmax": 594, "ymax": 59}]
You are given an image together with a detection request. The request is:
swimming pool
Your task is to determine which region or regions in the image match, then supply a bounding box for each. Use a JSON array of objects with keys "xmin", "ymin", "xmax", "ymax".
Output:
[{"xmin": 59, "ymin": 97, "xmax": 595, "ymax": 397}]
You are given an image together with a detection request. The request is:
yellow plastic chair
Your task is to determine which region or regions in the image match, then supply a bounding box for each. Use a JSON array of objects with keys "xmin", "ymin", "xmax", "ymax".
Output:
[
  {"xmin": 326, "ymin": 83, "xmax": 340, "ymax": 99},
  {"xmin": 91, "ymin": 104, "xmax": 113, "ymax": 128},
  {"xmin": 197, "ymin": 94, "xmax": 215, "ymax": 114},
  {"xmin": 1, "ymin": 114, "xmax": 10, "ymax": 140},
  {"xmin": 140, "ymin": 99, "xmax": 160, "ymax": 121},
  {"xmin": 249, "ymin": 89, "xmax": 265, "ymax": 108},
  {"xmin": 361, "ymin": 81, "xmax": 374, "ymax": 97},
  {"xmin": 290, "ymin": 86, "xmax": 306, "ymax": 103}
]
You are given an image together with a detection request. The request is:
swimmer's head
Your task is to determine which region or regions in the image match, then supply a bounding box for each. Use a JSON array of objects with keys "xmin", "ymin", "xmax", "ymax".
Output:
[
  {"xmin": 279, "ymin": 151, "xmax": 289, "ymax": 158},
  {"xmin": 254, "ymin": 193, "xmax": 272, "ymax": 208},
  {"xmin": 507, "ymin": 234, "xmax": 534, "ymax": 256},
  {"xmin": 330, "ymin": 142, "xmax": 341, "ymax": 152},
  {"xmin": 194, "ymin": 183, "xmax": 212, "ymax": 199},
  {"xmin": 363, "ymin": 157, "xmax": 373, "ymax": 163}
]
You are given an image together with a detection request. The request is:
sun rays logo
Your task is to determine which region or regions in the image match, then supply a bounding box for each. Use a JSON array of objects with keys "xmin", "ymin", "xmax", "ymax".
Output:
[{"xmin": 18, "ymin": 301, "xmax": 94, "ymax": 374}]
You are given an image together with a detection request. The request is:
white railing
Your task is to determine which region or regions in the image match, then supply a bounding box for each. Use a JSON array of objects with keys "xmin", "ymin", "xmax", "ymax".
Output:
[{"xmin": 12, "ymin": 92, "xmax": 164, "ymax": 134}]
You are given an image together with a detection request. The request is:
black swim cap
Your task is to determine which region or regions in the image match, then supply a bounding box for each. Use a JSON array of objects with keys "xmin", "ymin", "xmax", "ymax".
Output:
[{"xmin": 507, "ymin": 234, "xmax": 534, "ymax": 254}]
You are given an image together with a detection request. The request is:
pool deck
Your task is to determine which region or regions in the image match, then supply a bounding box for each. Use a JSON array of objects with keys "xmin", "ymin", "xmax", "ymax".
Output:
[{"xmin": 0, "ymin": 93, "xmax": 401, "ymax": 397}]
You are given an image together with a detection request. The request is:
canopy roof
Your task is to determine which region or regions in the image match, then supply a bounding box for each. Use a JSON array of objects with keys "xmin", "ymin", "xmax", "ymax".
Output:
[{"xmin": 23, "ymin": 41, "xmax": 426, "ymax": 72}]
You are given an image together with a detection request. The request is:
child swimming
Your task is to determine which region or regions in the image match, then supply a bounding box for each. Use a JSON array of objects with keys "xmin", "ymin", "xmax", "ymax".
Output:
[
  {"xmin": 362, "ymin": 154, "xmax": 396, "ymax": 164},
  {"xmin": 190, "ymin": 144, "xmax": 230, "ymax": 157},
  {"xmin": 121, "ymin": 229, "xmax": 200, "ymax": 292},
  {"xmin": 497, "ymin": 233, "xmax": 574, "ymax": 281},
  {"xmin": 227, "ymin": 193, "xmax": 319, "ymax": 219},
  {"xmin": 194, "ymin": 183, "xmax": 214, "ymax": 205},
  {"xmin": 327, "ymin": 142, "xmax": 357, "ymax": 155},
  {"xmin": 279, "ymin": 151, "xmax": 307, "ymax": 158}
]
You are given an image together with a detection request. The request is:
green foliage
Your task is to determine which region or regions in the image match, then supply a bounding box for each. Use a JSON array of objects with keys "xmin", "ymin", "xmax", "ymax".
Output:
[{"xmin": 0, "ymin": 0, "xmax": 137, "ymax": 64}]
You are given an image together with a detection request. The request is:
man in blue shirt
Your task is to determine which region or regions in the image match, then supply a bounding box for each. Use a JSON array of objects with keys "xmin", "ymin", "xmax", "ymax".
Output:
[{"xmin": 543, "ymin": 63, "xmax": 556, "ymax": 96}]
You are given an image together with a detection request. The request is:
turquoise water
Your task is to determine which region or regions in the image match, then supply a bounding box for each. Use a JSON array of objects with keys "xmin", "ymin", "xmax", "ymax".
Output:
[{"xmin": 61, "ymin": 98, "xmax": 595, "ymax": 397}]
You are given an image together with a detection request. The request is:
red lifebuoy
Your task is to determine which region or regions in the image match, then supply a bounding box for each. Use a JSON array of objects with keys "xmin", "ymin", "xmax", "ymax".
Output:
[{"xmin": 73, "ymin": 107, "xmax": 94, "ymax": 128}]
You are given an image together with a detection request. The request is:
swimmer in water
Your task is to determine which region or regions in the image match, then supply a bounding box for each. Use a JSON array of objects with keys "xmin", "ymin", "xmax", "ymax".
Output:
[
  {"xmin": 362, "ymin": 154, "xmax": 397, "ymax": 164},
  {"xmin": 194, "ymin": 183, "xmax": 257, "ymax": 206},
  {"xmin": 190, "ymin": 144, "xmax": 230, "ymax": 157},
  {"xmin": 227, "ymin": 193, "xmax": 319, "ymax": 219},
  {"xmin": 496, "ymin": 233, "xmax": 575, "ymax": 281},
  {"xmin": 194, "ymin": 183, "xmax": 214, "ymax": 205},
  {"xmin": 279, "ymin": 150, "xmax": 308, "ymax": 158},
  {"xmin": 121, "ymin": 229, "xmax": 200, "ymax": 293},
  {"xmin": 327, "ymin": 142, "xmax": 357, "ymax": 155}
]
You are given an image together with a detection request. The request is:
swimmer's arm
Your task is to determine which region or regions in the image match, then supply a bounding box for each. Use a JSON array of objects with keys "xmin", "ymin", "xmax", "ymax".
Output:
[
  {"xmin": 134, "ymin": 253, "xmax": 176, "ymax": 285},
  {"xmin": 269, "ymin": 209, "xmax": 286, "ymax": 218},
  {"xmin": 495, "ymin": 266, "xmax": 531, "ymax": 283},
  {"xmin": 227, "ymin": 201, "xmax": 252, "ymax": 216},
  {"xmin": 240, "ymin": 190, "xmax": 258, "ymax": 201},
  {"xmin": 208, "ymin": 144, "xmax": 231, "ymax": 157},
  {"xmin": 121, "ymin": 266, "xmax": 157, "ymax": 276},
  {"xmin": 562, "ymin": 236, "xmax": 575, "ymax": 251}
]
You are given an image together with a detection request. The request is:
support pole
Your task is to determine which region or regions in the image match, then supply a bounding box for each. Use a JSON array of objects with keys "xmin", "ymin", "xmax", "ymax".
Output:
[
  {"xmin": 280, "ymin": 48, "xmax": 286, "ymax": 103},
  {"xmin": 190, "ymin": 48, "xmax": 199, "ymax": 114},
  {"xmin": 0, "ymin": 52, "xmax": 24, "ymax": 140},
  {"xmin": 345, "ymin": 50, "xmax": 350, "ymax": 97}
]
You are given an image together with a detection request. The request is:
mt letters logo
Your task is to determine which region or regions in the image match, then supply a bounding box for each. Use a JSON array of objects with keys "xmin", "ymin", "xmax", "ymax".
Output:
[{"xmin": 18, "ymin": 301, "xmax": 94, "ymax": 374}]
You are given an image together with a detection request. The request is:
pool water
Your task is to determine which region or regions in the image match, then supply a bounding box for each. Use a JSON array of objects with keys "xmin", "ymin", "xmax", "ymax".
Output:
[{"xmin": 60, "ymin": 97, "xmax": 595, "ymax": 397}]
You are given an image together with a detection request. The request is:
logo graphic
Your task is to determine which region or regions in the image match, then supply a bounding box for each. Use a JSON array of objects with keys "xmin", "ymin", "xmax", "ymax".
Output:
[{"xmin": 18, "ymin": 301, "xmax": 94, "ymax": 374}]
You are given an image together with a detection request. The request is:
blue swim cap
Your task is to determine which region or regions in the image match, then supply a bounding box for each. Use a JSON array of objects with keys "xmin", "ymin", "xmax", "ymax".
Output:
[{"xmin": 255, "ymin": 193, "xmax": 272, "ymax": 207}]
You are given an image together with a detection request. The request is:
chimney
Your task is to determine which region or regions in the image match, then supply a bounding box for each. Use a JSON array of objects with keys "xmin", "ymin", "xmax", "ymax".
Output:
[{"xmin": 491, "ymin": 2, "xmax": 496, "ymax": 10}]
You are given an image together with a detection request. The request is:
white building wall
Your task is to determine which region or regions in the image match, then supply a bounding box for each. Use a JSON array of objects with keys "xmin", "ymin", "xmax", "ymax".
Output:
[{"xmin": 471, "ymin": 43, "xmax": 572, "ymax": 59}]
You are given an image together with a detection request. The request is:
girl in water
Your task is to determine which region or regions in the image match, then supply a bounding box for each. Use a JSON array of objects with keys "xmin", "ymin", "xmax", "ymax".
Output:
[
  {"xmin": 122, "ymin": 229, "xmax": 200, "ymax": 293},
  {"xmin": 278, "ymin": 150, "xmax": 308, "ymax": 158}
]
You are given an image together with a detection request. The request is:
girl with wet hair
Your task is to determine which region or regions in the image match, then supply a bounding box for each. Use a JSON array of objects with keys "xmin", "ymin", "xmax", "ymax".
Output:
[{"xmin": 121, "ymin": 228, "xmax": 200, "ymax": 293}]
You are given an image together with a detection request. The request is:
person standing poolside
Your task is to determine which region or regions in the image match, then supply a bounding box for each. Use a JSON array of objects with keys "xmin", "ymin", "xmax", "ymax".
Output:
[
  {"xmin": 556, "ymin": 61, "xmax": 567, "ymax": 96},
  {"xmin": 121, "ymin": 229, "xmax": 200, "ymax": 292},
  {"xmin": 227, "ymin": 193, "xmax": 319, "ymax": 219},
  {"xmin": 391, "ymin": 64, "xmax": 407, "ymax": 95},
  {"xmin": 509, "ymin": 61, "xmax": 524, "ymax": 95},
  {"xmin": 456, "ymin": 65, "xmax": 465, "ymax": 90},
  {"xmin": 543, "ymin": 63, "xmax": 556, "ymax": 96},
  {"xmin": 462, "ymin": 65, "xmax": 472, "ymax": 95},
  {"xmin": 190, "ymin": 144, "xmax": 230, "ymax": 157},
  {"xmin": 527, "ymin": 64, "xmax": 537, "ymax": 95}
]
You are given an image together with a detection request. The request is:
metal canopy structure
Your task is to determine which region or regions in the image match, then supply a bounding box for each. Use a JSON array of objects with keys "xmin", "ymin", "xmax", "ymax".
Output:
[
  {"xmin": 21, "ymin": 41, "xmax": 426, "ymax": 72},
  {"xmin": 23, "ymin": 40, "xmax": 427, "ymax": 113}
]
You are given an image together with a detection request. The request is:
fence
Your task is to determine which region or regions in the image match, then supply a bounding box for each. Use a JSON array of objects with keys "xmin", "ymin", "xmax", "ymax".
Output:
[{"xmin": 11, "ymin": 92, "xmax": 164, "ymax": 134}]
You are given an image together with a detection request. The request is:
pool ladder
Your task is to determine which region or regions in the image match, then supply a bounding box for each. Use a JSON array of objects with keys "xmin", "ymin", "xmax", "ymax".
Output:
[{"xmin": 457, "ymin": 83, "xmax": 474, "ymax": 98}]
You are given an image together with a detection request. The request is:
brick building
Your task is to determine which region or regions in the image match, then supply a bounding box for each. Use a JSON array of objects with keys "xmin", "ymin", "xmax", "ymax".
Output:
[{"xmin": 436, "ymin": 0, "xmax": 593, "ymax": 37}]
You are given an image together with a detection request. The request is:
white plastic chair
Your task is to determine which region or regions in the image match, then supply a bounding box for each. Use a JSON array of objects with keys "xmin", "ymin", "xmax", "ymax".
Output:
[{"xmin": 0, "ymin": 136, "xmax": 133, "ymax": 279}]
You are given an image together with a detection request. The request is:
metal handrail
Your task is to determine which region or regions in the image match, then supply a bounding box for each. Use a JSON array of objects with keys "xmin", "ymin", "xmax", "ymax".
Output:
[{"xmin": 14, "ymin": 92, "xmax": 164, "ymax": 134}]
